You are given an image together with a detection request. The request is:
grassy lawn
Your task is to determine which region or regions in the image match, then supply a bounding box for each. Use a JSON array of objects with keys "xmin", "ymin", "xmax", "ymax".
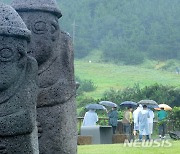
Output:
[
  {"xmin": 78, "ymin": 140, "xmax": 180, "ymax": 154},
  {"xmin": 75, "ymin": 60, "xmax": 180, "ymax": 98}
]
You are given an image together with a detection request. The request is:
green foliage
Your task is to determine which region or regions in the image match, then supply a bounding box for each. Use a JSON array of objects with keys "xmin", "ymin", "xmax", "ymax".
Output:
[
  {"xmin": 57, "ymin": 0, "xmax": 180, "ymax": 64},
  {"xmin": 118, "ymin": 110, "xmax": 124, "ymax": 120},
  {"xmin": 102, "ymin": 84, "xmax": 142, "ymax": 104},
  {"xmin": 102, "ymin": 84, "xmax": 180, "ymax": 107},
  {"xmin": 160, "ymin": 60, "xmax": 180, "ymax": 72},
  {"xmin": 5, "ymin": 0, "xmax": 180, "ymax": 64},
  {"xmin": 76, "ymin": 76, "xmax": 97, "ymax": 96},
  {"xmin": 168, "ymin": 107, "xmax": 180, "ymax": 131},
  {"xmin": 76, "ymin": 96, "xmax": 96, "ymax": 109},
  {"xmin": 80, "ymin": 80, "xmax": 97, "ymax": 92}
]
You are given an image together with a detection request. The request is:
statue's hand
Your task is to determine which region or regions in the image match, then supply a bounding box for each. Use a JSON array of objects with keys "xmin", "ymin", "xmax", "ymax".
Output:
[
  {"xmin": 0, "ymin": 144, "xmax": 7, "ymax": 154},
  {"xmin": 37, "ymin": 121, "xmax": 43, "ymax": 138}
]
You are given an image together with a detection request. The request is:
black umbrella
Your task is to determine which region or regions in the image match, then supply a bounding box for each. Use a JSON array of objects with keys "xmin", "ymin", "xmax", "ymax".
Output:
[
  {"xmin": 120, "ymin": 101, "xmax": 137, "ymax": 107},
  {"xmin": 85, "ymin": 104, "xmax": 106, "ymax": 110},
  {"xmin": 99, "ymin": 101, "xmax": 117, "ymax": 107}
]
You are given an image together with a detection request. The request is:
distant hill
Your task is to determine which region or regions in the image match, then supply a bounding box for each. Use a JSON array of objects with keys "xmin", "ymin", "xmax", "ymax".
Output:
[
  {"xmin": 75, "ymin": 60, "xmax": 180, "ymax": 98},
  {"xmin": 4, "ymin": 0, "xmax": 180, "ymax": 64}
]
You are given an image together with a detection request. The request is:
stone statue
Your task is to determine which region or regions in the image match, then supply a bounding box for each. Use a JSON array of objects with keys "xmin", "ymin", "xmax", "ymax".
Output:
[
  {"xmin": 11, "ymin": 0, "xmax": 77, "ymax": 153},
  {"xmin": 0, "ymin": 3, "xmax": 39, "ymax": 154}
]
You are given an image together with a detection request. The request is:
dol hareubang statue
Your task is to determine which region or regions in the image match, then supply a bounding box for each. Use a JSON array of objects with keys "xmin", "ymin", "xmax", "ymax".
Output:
[
  {"xmin": 0, "ymin": 3, "xmax": 39, "ymax": 154},
  {"xmin": 11, "ymin": 0, "xmax": 77, "ymax": 153}
]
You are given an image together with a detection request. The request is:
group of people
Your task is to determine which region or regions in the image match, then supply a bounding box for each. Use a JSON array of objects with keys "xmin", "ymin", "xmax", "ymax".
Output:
[
  {"xmin": 122, "ymin": 104, "xmax": 168, "ymax": 141},
  {"xmin": 82, "ymin": 105, "xmax": 168, "ymax": 140}
]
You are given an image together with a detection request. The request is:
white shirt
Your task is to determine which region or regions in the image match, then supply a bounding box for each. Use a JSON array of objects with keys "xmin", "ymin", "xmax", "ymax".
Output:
[
  {"xmin": 133, "ymin": 105, "xmax": 143, "ymax": 124},
  {"xmin": 82, "ymin": 110, "xmax": 98, "ymax": 126},
  {"xmin": 148, "ymin": 109, "xmax": 154, "ymax": 123}
]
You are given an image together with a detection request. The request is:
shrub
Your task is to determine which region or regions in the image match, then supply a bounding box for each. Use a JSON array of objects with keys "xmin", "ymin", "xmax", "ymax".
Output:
[
  {"xmin": 102, "ymin": 83, "xmax": 180, "ymax": 107},
  {"xmin": 75, "ymin": 76, "xmax": 97, "ymax": 95},
  {"xmin": 77, "ymin": 96, "xmax": 96, "ymax": 109},
  {"xmin": 168, "ymin": 107, "xmax": 180, "ymax": 131},
  {"xmin": 80, "ymin": 80, "xmax": 97, "ymax": 92}
]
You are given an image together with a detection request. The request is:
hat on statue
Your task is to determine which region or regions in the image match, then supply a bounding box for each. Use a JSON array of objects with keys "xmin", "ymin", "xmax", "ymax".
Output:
[
  {"xmin": 11, "ymin": 0, "xmax": 62, "ymax": 18},
  {"xmin": 0, "ymin": 3, "xmax": 31, "ymax": 40}
]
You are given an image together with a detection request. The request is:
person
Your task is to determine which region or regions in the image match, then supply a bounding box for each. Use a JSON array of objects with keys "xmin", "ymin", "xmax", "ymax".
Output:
[
  {"xmin": 148, "ymin": 108, "xmax": 154, "ymax": 139},
  {"xmin": 158, "ymin": 107, "xmax": 168, "ymax": 139},
  {"xmin": 108, "ymin": 107, "xmax": 118, "ymax": 134},
  {"xmin": 82, "ymin": 109, "xmax": 98, "ymax": 126},
  {"xmin": 133, "ymin": 104, "xmax": 143, "ymax": 136},
  {"xmin": 122, "ymin": 107, "xmax": 133, "ymax": 135},
  {"xmin": 138, "ymin": 105, "xmax": 150, "ymax": 141}
]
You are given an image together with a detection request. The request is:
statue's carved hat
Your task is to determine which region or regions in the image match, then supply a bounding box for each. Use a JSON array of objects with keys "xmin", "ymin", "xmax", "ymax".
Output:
[
  {"xmin": 0, "ymin": 3, "xmax": 31, "ymax": 40},
  {"xmin": 11, "ymin": 0, "xmax": 62, "ymax": 18}
]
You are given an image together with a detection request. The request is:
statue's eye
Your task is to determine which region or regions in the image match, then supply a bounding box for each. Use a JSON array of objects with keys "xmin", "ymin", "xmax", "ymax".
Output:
[
  {"xmin": 32, "ymin": 21, "xmax": 47, "ymax": 34},
  {"xmin": 0, "ymin": 48, "xmax": 14, "ymax": 62}
]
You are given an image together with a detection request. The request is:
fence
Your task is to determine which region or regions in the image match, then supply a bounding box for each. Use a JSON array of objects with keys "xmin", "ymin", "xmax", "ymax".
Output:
[{"xmin": 77, "ymin": 117, "xmax": 175, "ymax": 134}]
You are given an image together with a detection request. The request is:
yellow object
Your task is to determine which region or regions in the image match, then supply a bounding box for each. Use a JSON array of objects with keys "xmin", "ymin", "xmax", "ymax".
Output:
[
  {"xmin": 129, "ymin": 112, "xmax": 133, "ymax": 123},
  {"xmin": 155, "ymin": 104, "xmax": 172, "ymax": 111}
]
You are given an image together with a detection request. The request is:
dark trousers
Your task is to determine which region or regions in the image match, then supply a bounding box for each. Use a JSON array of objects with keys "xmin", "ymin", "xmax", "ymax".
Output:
[
  {"xmin": 112, "ymin": 126, "xmax": 117, "ymax": 134},
  {"xmin": 159, "ymin": 122, "xmax": 166, "ymax": 137},
  {"xmin": 123, "ymin": 124, "xmax": 131, "ymax": 135}
]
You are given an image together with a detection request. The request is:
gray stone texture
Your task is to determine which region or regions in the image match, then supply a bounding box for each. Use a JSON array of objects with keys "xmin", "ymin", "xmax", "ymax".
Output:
[
  {"xmin": 0, "ymin": 3, "xmax": 39, "ymax": 154},
  {"xmin": 11, "ymin": 0, "xmax": 77, "ymax": 153}
]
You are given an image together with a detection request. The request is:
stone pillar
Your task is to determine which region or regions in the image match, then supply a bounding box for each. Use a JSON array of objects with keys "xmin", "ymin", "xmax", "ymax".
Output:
[
  {"xmin": 11, "ymin": 0, "xmax": 77, "ymax": 153},
  {"xmin": 0, "ymin": 3, "xmax": 39, "ymax": 154}
]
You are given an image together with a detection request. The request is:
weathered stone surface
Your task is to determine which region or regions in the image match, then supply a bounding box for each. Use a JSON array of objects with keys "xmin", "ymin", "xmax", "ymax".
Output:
[
  {"xmin": 11, "ymin": 0, "xmax": 77, "ymax": 153},
  {"xmin": 0, "ymin": 3, "xmax": 39, "ymax": 154}
]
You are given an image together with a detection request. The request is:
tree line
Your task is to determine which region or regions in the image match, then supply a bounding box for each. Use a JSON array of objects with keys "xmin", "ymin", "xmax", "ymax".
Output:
[
  {"xmin": 4, "ymin": 0, "xmax": 180, "ymax": 64},
  {"xmin": 59, "ymin": 0, "xmax": 180, "ymax": 64}
]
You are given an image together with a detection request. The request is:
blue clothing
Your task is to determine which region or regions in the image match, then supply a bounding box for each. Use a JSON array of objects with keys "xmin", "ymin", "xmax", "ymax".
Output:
[
  {"xmin": 108, "ymin": 110, "xmax": 118, "ymax": 126},
  {"xmin": 138, "ymin": 110, "xmax": 150, "ymax": 135}
]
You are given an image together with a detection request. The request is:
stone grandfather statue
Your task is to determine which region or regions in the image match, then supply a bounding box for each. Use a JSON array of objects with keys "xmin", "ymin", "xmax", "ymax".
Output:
[
  {"xmin": 11, "ymin": 0, "xmax": 77, "ymax": 153},
  {"xmin": 0, "ymin": 3, "xmax": 39, "ymax": 154}
]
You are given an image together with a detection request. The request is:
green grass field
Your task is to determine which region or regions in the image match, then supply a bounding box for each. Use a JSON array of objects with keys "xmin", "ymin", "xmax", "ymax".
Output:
[
  {"xmin": 78, "ymin": 140, "xmax": 180, "ymax": 154},
  {"xmin": 75, "ymin": 60, "xmax": 180, "ymax": 99}
]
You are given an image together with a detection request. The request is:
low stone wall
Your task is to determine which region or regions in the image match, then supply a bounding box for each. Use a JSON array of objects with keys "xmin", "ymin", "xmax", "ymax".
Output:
[
  {"xmin": 112, "ymin": 134, "xmax": 127, "ymax": 143},
  {"xmin": 78, "ymin": 136, "xmax": 92, "ymax": 145}
]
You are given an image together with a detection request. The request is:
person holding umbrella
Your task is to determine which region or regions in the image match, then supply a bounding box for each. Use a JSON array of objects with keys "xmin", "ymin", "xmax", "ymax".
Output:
[
  {"xmin": 148, "ymin": 108, "xmax": 154, "ymax": 139},
  {"xmin": 133, "ymin": 104, "xmax": 143, "ymax": 136},
  {"xmin": 138, "ymin": 105, "xmax": 150, "ymax": 141},
  {"xmin": 122, "ymin": 107, "xmax": 133, "ymax": 135},
  {"xmin": 107, "ymin": 107, "xmax": 118, "ymax": 134},
  {"xmin": 82, "ymin": 103, "xmax": 105, "ymax": 126},
  {"xmin": 82, "ymin": 109, "xmax": 99, "ymax": 126},
  {"xmin": 158, "ymin": 107, "xmax": 168, "ymax": 139}
]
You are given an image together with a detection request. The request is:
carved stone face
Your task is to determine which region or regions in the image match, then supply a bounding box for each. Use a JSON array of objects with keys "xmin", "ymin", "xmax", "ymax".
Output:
[
  {"xmin": 0, "ymin": 36, "xmax": 27, "ymax": 91},
  {"xmin": 19, "ymin": 12, "xmax": 60, "ymax": 66}
]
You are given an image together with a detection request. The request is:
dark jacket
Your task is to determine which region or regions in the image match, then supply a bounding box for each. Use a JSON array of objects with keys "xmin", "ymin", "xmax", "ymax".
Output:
[{"xmin": 108, "ymin": 110, "xmax": 118, "ymax": 126}]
